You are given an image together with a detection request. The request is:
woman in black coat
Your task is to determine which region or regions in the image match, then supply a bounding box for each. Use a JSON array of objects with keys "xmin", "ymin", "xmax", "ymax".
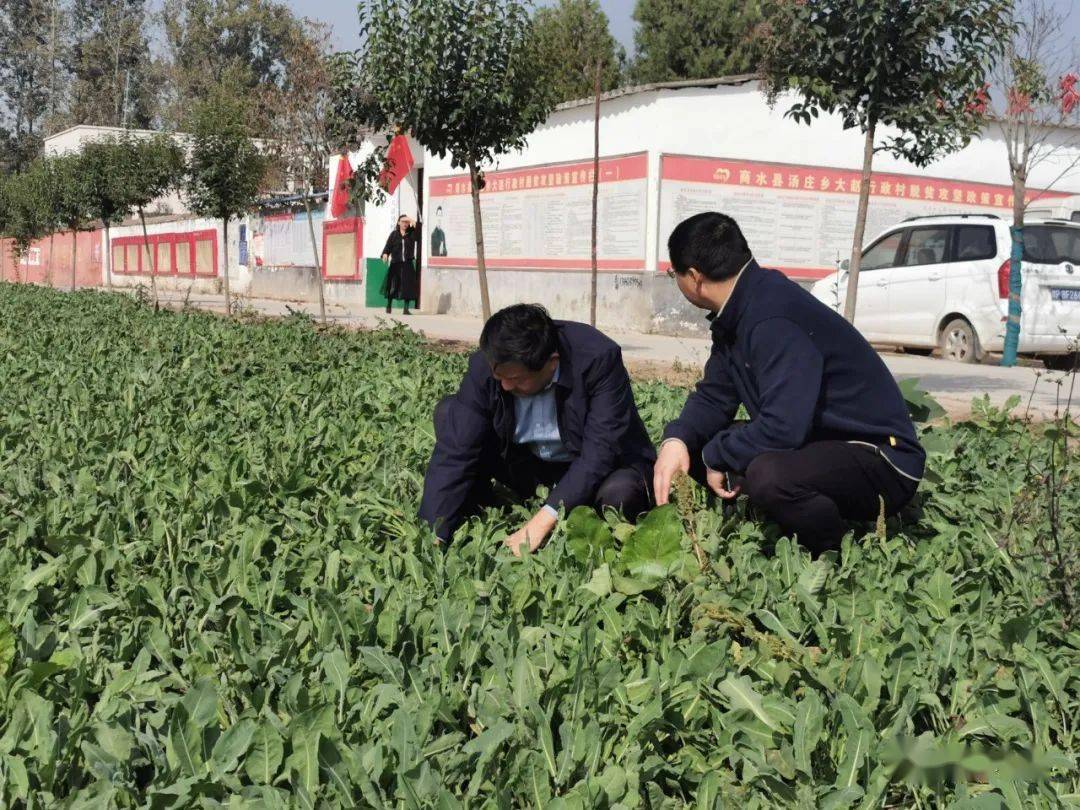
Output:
[{"xmin": 381, "ymin": 215, "xmax": 420, "ymax": 314}]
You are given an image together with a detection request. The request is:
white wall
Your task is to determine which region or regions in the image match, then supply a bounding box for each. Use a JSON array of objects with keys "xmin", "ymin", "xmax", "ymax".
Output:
[
  {"xmin": 422, "ymin": 81, "xmax": 1080, "ymax": 274},
  {"xmin": 104, "ymin": 216, "xmax": 246, "ymax": 295}
]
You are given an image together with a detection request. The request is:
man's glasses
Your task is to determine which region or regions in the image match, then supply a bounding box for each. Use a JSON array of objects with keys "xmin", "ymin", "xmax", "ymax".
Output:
[{"xmin": 666, "ymin": 269, "xmax": 676, "ymax": 279}]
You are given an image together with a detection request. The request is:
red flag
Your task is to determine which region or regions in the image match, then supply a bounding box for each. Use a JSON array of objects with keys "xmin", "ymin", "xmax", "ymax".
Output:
[
  {"xmin": 330, "ymin": 155, "xmax": 354, "ymax": 218},
  {"xmin": 380, "ymin": 135, "xmax": 415, "ymax": 194},
  {"xmin": 1061, "ymin": 72, "xmax": 1080, "ymax": 115}
]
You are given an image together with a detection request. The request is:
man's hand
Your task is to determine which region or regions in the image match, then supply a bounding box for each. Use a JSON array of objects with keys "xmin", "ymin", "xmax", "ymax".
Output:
[
  {"xmin": 654, "ymin": 439, "xmax": 691, "ymax": 505},
  {"xmin": 381, "ymin": 253, "xmax": 389, "ymax": 264},
  {"xmin": 706, "ymin": 468, "xmax": 741, "ymax": 499},
  {"xmin": 505, "ymin": 509, "xmax": 557, "ymax": 557}
]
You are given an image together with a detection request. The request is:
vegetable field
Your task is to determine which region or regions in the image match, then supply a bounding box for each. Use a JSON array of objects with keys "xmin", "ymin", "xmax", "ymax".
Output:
[{"xmin": 0, "ymin": 285, "xmax": 1077, "ymax": 809}]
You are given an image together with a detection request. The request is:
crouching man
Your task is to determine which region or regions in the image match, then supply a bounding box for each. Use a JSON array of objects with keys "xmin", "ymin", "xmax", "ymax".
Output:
[
  {"xmin": 654, "ymin": 212, "xmax": 926, "ymax": 554},
  {"xmin": 420, "ymin": 304, "xmax": 655, "ymax": 554}
]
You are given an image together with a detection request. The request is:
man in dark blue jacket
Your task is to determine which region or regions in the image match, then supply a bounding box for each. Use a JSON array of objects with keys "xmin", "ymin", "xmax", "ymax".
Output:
[
  {"xmin": 420, "ymin": 304, "xmax": 655, "ymax": 554},
  {"xmin": 654, "ymin": 212, "xmax": 925, "ymax": 554}
]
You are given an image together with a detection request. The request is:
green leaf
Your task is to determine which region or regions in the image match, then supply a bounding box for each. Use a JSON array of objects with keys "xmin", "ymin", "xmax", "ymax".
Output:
[
  {"xmin": 181, "ymin": 677, "xmax": 220, "ymax": 728},
  {"xmin": 565, "ymin": 506, "xmax": 614, "ymax": 562},
  {"xmin": 793, "ymin": 693, "xmax": 825, "ymax": 775},
  {"xmin": 835, "ymin": 694, "xmax": 874, "ymax": 789},
  {"xmin": 0, "ymin": 619, "xmax": 14, "ymax": 677},
  {"xmin": 718, "ymin": 675, "xmax": 786, "ymax": 732},
  {"xmin": 211, "ymin": 718, "xmax": 256, "ymax": 775},
  {"xmin": 580, "ymin": 564, "xmax": 612, "ymax": 598},
  {"xmin": 322, "ymin": 648, "xmax": 350, "ymax": 700},
  {"xmin": 244, "ymin": 722, "xmax": 284, "ymax": 785},
  {"xmin": 618, "ymin": 505, "xmax": 682, "ymax": 578}
]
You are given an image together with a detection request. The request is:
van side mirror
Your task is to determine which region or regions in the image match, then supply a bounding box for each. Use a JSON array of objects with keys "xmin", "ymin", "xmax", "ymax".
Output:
[{"xmin": 839, "ymin": 259, "xmax": 850, "ymax": 273}]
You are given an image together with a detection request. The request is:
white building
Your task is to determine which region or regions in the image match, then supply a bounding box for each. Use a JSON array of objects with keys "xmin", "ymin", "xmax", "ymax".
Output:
[{"xmin": 334, "ymin": 76, "xmax": 1080, "ymax": 335}]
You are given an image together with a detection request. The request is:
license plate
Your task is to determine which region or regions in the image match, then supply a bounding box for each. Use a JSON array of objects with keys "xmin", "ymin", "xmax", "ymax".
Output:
[{"xmin": 1051, "ymin": 287, "xmax": 1080, "ymax": 302}]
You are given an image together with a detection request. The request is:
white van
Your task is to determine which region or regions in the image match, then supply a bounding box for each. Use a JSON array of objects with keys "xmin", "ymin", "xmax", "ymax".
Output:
[{"xmin": 810, "ymin": 214, "xmax": 1080, "ymax": 368}]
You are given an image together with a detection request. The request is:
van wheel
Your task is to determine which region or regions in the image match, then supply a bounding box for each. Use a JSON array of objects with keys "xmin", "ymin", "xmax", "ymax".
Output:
[
  {"xmin": 1043, "ymin": 353, "xmax": 1079, "ymax": 372},
  {"xmin": 939, "ymin": 318, "xmax": 980, "ymax": 363}
]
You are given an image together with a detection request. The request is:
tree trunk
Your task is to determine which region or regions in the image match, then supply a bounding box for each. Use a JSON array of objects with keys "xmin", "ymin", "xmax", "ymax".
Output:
[
  {"xmin": 304, "ymin": 195, "xmax": 327, "ymax": 324},
  {"xmin": 139, "ymin": 207, "xmax": 158, "ymax": 308},
  {"xmin": 843, "ymin": 121, "xmax": 877, "ymax": 323},
  {"xmin": 468, "ymin": 159, "xmax": 492, "ymax": 321},
  {"xmin": 1, "ymin": 238, "xmax": 6, "ymax": 283},
  {"xmin": 48, "ymin": 231, "xmax": 55, "ymax": 287},
  {"xmin": 590, "ymin": 57, "xmax": 601, "ymax": 327},
  {"xmin": 222, "ymin": 218, "xmax": 232, "ymax": 315},
  {"xmin": 70, "ymin": 231, "xmax": 78, "ymax": 291},
  {"xmin": 104, "ymin": 223, "xmax": 113, "ymax": 289},
  {"xmin": 1002, "ymin": 175, "xmax": 1026, "ymax": 367}
]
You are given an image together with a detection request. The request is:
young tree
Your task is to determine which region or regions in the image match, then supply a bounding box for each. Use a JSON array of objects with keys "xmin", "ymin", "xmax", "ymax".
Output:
[
  {"xmin": 760, "ymin": 0, "xmax": 1010, "ymax": 323},
  {"xmin": 982, "ymin": 0, "xmax": 1080, "ymax": 366},
  {"xmin": 35, "ymin": 158, "xmax": 65, "ymax": 286},
  {"xmin": 51, "ymin": 153, "xmax": 95, "ymax": 291},
  {"xmin": 186, "ymin": 87, "xmax": 268, "ymax": 314},
  {"xmin": 346, "ymin": 0, "xmax": 556, "ymax": 320},
  {"xmin": 630, "ymin": 0, "xmax": 764, "ymax": 84},
  {"xmin": 6, "ymin": 165, "xmax": 50, "ymax": 281},
  {"xmin": 79, "ymin": 138, "xmax": 137, "ymax": 289},
  {"xmin": 121, "ymin": 135, "xmax": 185, "ymax": 307},
  {"xmin": 532, "ymin": 0, "xmax": 623, "ymax": 103},
  {"xmin": 269, "ymin": 21, "xmax": 336, "ymax": 323}
]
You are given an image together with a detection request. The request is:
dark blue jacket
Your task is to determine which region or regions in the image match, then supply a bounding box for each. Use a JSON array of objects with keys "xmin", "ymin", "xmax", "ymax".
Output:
[
  {"xmin": 420, "ymin": 321, "xmax": 656, "ymax": 539},
  {"xmin": 663, "ymin": 261, "xmax": 925, "ymax": 481}
]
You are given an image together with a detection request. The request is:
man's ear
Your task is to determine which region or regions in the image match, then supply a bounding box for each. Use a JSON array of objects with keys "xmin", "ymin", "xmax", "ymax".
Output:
[{"xmin": 687, "ymin": 267, "xmax": 704, "ymax": 286}]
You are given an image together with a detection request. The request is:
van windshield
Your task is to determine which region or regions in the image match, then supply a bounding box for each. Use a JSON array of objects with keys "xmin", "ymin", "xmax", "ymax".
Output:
[{"xmin": 1023, "ymin": 225, "xmax": 1080, "ymax": 264}]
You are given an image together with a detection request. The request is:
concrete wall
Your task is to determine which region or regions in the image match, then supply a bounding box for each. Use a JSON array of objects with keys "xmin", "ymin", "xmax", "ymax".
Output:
[
  {"xmin": 105, "ymin": 216, "xmax": 244, "ymax": 297},
  {"xmin": 427, "ymin": 266, "xmax": 660, "ymax": 334}
]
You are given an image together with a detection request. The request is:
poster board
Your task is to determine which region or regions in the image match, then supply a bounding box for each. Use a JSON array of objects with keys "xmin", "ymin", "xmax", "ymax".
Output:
[
  {"xmin": 658, "ymin": 154, "xmax": 1072, "ymax": 279},
  {"xmin": 428, "ymin": 152, "xmax": 648, "ymax": 272}
]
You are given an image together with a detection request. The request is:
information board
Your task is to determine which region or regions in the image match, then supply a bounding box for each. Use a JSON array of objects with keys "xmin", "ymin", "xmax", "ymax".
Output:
[
  {"xmin": 428, "ymin": 152, "xmax": 648, "ymax": 271},
  {"xmin": 658, "ymin": 154, "xmax": 1072, "ymax": 279}
]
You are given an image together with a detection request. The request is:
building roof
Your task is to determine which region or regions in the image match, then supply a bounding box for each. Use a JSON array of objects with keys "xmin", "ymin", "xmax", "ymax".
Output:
[
  {"xmin": 555, "ymin": 74, "xmax": 760, "ymax": 112},
  {"xmin": 43, "ymin": 124, "xmax": 176, "ymax": 144}
]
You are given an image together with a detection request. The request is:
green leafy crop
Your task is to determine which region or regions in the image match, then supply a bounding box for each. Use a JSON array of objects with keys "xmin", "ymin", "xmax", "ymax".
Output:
[{"xmin": 0, "ymin": 284, "xmax": 1076, "ymax": 808}]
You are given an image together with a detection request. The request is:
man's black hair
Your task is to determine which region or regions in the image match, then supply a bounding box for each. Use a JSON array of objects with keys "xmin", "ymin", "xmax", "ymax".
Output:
[
  {"xmin": 667, "ymin": 212, "xmax": 752, "ymax": 281},
  {"xmin": 479, "ymin": 304, "xmax": 558, "ymax": 371},
  {"xmin": 398, "ymin": 214, "xmax": 409, "ymax": 221}
]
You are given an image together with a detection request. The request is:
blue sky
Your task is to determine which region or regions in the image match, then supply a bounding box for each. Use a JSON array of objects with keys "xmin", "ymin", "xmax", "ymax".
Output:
[
  {"xmin": 288, "ymin": 0, "xmax": 637, "ymax": 53},
  {"xmin": 290, "ymin": 0, "xmax": 1078, "ymax": 63}
]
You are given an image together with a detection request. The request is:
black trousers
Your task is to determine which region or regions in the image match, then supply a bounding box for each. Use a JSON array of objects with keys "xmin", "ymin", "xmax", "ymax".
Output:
[
  {"xmin": 690, "ymin": 441, "xmax": 918, "ymax": 555},
  {"xmin": 466, "ymin": 445, "xmax": 652, "ymax": 524}
]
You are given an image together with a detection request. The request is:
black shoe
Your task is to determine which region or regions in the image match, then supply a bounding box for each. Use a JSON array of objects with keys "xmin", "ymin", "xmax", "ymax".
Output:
[
  {"xmin": 385, "ymin": 304, "xmax": 392, "ymax": 313},
  {"xmin": 402, "ymin": 308, "xmax": 411, "ymax": 315}
]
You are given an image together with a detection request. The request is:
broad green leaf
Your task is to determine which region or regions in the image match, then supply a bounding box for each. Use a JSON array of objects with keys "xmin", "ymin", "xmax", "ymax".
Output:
[
  {"xmin": 718, "ymin": 675, "xmax": 786, "ymax": 732},
  {"xmin": 618, "ymin": 506, "xmax": 682, "ymax": 579},
  {"xmin": 565, "ymin": 506, "xmax": 614, "ymax": 562},
  {"xmin": 211, "ymin": 718, "xmax": 256, "ymax": 774},
  {"xmin": 244, "ymin": 722, "xmax": 284, "ymax": 785}
]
